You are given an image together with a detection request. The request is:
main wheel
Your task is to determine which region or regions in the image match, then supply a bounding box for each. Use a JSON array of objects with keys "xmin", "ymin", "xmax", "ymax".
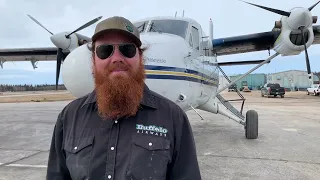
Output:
[{"xmin": 245, "ymin": 110, "xmax": 258, "ymax": 139}]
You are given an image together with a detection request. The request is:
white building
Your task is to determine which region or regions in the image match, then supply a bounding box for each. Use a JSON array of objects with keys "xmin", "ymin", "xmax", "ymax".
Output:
[{"xmin": 266, "ymin": 70, "xmax": 319, "ymax": 90}]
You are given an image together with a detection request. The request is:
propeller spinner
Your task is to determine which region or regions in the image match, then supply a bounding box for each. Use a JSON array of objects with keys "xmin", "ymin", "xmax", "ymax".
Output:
[
  {"xmin": 27, "ymin": 15, "xmax": 102, "ymax": 89},
  {"xmin": 240, "ymin": 1, "xmax": 320, "ymax": 79}
]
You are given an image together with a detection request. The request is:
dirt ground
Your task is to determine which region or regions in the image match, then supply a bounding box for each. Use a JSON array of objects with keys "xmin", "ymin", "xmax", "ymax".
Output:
[
  {"xmin": 0, "ymin": 91, "xmax": 75, "ymax": 103},
  {"xmin": 222, "ymin": 90, "xmax": 319, "ymax": 105},
  {"xmin": 0, "ymin": 90, "xmax": 318, "ymax": 104}
]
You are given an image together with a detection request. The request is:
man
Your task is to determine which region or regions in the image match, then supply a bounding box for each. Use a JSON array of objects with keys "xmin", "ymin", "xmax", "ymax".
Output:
[{"xmin": 46, "ymin": 16, "xmax": 202, "ymax": 180}]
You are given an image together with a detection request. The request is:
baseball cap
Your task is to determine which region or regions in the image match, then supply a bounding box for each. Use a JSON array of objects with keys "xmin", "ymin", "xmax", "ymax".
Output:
[{"xmin": 91, "ymin": 16, "xmax": 142, "ymax": 47}]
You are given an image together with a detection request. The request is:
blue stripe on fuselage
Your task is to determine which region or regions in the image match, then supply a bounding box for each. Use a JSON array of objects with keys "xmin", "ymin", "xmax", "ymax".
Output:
[{"xmin": 144, "ymin": 65, "xmax": 218, "ymax": 86}]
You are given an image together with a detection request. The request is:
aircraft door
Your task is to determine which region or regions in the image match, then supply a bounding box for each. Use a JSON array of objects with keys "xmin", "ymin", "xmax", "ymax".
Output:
[
  {"xmin": 190, "ymin": 26, "xmax": 204, "ymax": 85},
  {"xmin": 188, "ymin": 25, "xmax": 206, "ymax": 104}
]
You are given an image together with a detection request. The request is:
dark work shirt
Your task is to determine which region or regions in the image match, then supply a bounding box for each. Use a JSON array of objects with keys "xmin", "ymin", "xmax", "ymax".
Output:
[{"xmin": 46, "ymin": 84, "xmax": 202, "ymax": 180}]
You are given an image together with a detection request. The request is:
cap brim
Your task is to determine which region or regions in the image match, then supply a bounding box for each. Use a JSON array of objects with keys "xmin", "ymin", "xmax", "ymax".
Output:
[{"xmin": 91, "ymin": 29, "xmax": 141, "ymax": 47}]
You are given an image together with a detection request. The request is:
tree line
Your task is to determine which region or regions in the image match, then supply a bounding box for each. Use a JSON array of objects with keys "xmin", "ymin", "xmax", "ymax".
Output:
[
  {"xmin": 0, "ymin": 84, "xmax": 67, "ymax": 92},
  {"xmin": 0, "ymin": 72, "xmax": 319, "ymax": 92}
]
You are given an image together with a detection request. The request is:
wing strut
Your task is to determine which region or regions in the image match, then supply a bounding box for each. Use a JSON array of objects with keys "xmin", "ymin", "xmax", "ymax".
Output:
[{"xmin": 216, "ymin": 52, "xmax": 280, "ymax": 95}]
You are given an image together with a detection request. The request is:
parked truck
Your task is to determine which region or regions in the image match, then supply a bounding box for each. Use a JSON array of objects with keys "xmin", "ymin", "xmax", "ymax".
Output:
[{"xmin": 261, "ymin": 83, "xmax": 285, "ymax": 98}]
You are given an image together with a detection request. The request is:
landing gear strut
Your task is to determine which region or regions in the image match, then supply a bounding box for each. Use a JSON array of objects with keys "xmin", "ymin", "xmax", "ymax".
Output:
[
  {"xmin": 216, "ymin": 53, "xmax": 280, "ymax": 139},
  {"xmin": 245, "ymin": 110, "xmax": 258, "ymax": 139}
]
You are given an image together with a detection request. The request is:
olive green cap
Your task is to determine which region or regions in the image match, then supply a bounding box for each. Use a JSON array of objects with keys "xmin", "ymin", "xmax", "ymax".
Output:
[{"xmin": 91, "ymin": 16, "xmax": 141, "ymax": 47}]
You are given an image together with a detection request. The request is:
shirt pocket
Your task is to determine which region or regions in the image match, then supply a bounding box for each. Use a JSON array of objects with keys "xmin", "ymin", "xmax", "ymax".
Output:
[
  {"xmin": 126, "ymin": 134, "xmax": 171, "ymax": 180},
  {"xmin": 63, "ymin": 135, "xmax": 94, "ymax": 180}
]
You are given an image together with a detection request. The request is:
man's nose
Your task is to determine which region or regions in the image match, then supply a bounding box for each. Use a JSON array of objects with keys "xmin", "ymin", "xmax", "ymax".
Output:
[{"xmin": 110, "ymin": 47, "xmax": 125, "ymax": 63}]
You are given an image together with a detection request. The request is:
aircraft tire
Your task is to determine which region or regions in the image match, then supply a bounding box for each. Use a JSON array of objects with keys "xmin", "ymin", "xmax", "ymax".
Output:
[{"xmin": 245, "ymin": 110, "xmax": 258, "ymax": 139}]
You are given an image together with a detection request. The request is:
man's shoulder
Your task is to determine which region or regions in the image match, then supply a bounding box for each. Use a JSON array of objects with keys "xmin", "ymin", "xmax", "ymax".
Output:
[{"xmin": 58, "ymin": 92, "xmax": 92, "ymax": 118}]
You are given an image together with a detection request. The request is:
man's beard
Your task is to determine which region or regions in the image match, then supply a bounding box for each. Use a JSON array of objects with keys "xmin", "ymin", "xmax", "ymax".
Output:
[{"xmin": 92, "ymin": 59, "xmax": 146, "ymax": 120}]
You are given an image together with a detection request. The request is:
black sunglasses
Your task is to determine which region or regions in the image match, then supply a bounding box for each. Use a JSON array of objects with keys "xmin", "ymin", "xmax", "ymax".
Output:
[{"xmin": 95, "ymin": 43, "xmax": 137, "ymax": 59}]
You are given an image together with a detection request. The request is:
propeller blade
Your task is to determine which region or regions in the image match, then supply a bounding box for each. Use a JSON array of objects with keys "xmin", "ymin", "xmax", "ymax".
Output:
[
  {"xmin": 308, "ymin": 0, "xmax": 320, "ymax": 11},
  {"xmin": 56, "ymin": 48, "xmax": 64, "ymax": 90},
  {"xmin": 239, "ymin": 0, "xmax": 291, "ymax": 16},
  {"xmin": 299, "ymin": 27, "xmax": 312, "ymax": 79},
  {"xmin": 66, "ymin": 16, "xmax": 103, "ymax": 38},
  {"xmin": 27, "ymin": 14, "xmax": 54, "ymax": 35}
]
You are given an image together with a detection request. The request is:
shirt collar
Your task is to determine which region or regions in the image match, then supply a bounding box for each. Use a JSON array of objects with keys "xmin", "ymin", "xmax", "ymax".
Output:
[{"xmin": 81, "ymin": 83, "xmax": 157, "ymax": 109}]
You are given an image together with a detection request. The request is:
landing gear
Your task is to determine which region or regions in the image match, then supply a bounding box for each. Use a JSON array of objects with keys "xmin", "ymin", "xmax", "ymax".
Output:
[{"xmin": 245, "ymin": 110, "xmax": 258, "ymax": 139}]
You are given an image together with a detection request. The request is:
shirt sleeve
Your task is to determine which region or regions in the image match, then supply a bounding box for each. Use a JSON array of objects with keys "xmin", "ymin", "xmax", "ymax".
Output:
[
  {"xmin": 167, "ymin": 109, "xmax": 202, "ymax": 180},
  {"xmin": 46, "ymin": 112, "xmax": 72, "ymax": 180}
]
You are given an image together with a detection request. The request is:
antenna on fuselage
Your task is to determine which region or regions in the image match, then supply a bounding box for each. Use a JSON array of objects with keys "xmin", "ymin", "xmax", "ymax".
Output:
[
  {"xmin": 175, "ymin": 11, "xmax": 177, "ymax": 17},
  {"xmin": 182, "ymin": 10, "xmax": 184, "ymax": 17}
]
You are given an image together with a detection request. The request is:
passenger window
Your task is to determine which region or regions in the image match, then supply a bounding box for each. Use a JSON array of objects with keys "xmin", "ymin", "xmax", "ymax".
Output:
[{"xmin": 191, "ymin": 26, "xmax": 199, "ymax": 50}]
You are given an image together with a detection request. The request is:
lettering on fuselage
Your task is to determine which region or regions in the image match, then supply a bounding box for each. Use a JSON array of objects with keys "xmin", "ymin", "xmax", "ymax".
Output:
[{"xmin": 143, "ymin": 56, "xmax": 167, "ymax": 64}]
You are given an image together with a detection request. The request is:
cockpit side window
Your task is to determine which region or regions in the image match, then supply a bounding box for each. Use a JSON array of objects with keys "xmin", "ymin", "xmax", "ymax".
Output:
[
  {"xmin": 134, "ymin": 21, "xmax": 148, "ymax": 33},
  {"xmin": 191, "ymin": 26, "xmax": 200, "ymax": 50},
  {"xmin": 147, "ymin": 19, "xmax": 188, "ymax": 38}
]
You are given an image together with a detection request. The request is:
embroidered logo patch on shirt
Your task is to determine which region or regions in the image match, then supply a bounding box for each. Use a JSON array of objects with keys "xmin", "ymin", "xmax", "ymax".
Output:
[{"xmin": 136, "ymin": 124, "xmax": 168, "ymax": 137}]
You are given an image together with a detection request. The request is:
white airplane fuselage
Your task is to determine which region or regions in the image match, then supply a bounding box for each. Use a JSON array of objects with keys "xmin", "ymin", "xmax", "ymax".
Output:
[
  {"xmin": 62, "ymin": 16, "xmax": 220, "ymax": 113},
  {"xmin": 141, "ymin": 33, "xmax": 218, "ymax": 111}
]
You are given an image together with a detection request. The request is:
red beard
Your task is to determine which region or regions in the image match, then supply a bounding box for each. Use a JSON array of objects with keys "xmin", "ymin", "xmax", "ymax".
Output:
[{"xmin": 92, "ymin": 59, "xmax": 145, "ymax": 120}]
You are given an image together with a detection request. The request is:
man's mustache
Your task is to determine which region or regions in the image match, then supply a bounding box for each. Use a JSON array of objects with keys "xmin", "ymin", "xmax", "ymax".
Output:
[{"xmin": 107, "ymin": 62, "xmax": 130, "ymax": 73}]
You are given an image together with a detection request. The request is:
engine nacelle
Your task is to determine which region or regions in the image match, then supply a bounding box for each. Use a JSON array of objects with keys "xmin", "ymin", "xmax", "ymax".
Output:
[
  {"xmin": 50, "ymin": 32, "xmax": 79, "ymax": 52},
  {"xmin": 272, "ymin": 16, "xmax": 314, "ymax": 56},
  {"xmin": 61, "ymin": 44, "xmax": 95, "ymax": 98}
]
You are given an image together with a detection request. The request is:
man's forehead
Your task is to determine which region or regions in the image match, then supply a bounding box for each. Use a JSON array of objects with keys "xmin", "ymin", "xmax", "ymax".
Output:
[{"xmin": 95, "ymin": 32, "xmax": 135, "ymax": 44}]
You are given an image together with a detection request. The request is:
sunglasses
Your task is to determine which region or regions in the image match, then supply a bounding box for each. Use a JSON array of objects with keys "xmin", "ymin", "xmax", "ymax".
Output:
[{"xmin": 95, "ymin": 43, "xmax": 137, "ymax": 59}]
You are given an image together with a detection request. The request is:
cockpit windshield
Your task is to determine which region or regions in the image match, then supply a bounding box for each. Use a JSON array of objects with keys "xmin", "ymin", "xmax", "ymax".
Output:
[
  {"xmin": 134, "ymin": 21, "xmax": 148, "ymax": 33},
  {"xmin": 148, "ymin": 19, "xmax": 189, "ymax": 39}
]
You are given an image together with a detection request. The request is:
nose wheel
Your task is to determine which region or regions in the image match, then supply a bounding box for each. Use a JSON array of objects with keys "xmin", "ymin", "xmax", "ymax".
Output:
[{"xmin": 245, "ymin": 110, "xmax": 258, "ymax": 139}]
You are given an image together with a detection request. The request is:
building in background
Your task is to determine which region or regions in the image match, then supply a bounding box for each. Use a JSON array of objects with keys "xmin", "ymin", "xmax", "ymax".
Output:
[
  {"xmin": 229, "ymin": 73, "xmax": 266, "ymax": 90},
  {"xmin": 266, "ymin": 70, "xmax": 319, "ymax": 91}
]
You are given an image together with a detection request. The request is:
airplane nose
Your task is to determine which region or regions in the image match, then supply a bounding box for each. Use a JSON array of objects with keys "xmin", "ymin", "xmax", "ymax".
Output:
[
  {"xmin": 140, "ymin": 33, "xmax": 186, "ymax": 46},
  {"xmin": 50, "ymin": 32, "xmax": 71, "ymax": 50},
  {"xmin": 140, "ymin": 33, "xmax": 189, "ymax": 65},
  {"xmin": 287, "ymin": 8, "xmax": 313, "ymax": 29}
]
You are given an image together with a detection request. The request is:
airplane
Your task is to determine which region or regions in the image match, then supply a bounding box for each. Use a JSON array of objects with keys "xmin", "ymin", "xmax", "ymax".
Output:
[{"xmin": 0, "ymin": 1, "xmax": 320, "ymax": 140}]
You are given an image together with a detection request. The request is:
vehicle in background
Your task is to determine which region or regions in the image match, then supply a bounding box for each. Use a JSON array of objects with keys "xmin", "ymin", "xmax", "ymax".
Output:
[
  {"xmin": 228, "ymin": 84, "xmax": 237, "ymax": 92},
  {"xmin": 239, "ymin": 81, "xmax": 248, "ymax": 91},
  {"xmin": 261, "ymin": 83, "xmax": 285, "ymax": 98},
  {"xmin": 307, "ymin": 84, "xmax": 320, "ymax": 96},
  {"xmin": 242, "ymin": 86, "xmax": 251, "ymax": 92}
]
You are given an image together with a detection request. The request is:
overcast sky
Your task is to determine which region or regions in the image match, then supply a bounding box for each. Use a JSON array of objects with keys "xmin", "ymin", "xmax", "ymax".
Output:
[{"xmin": 0, "ymin": 0, "xmax": 320, "ymax": 85}]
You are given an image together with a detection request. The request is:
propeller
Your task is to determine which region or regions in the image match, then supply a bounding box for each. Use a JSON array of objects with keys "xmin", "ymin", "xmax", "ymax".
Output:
[
  {"xmin": 300, "ymin": 26, "xmax": 312, "ymax": 79},
  {"xmin": 240, "ymin": 1, "xmax": 320, "ymax": 80},
  {"xmin": 27, "ymin": 15, "xmax": 102, "ymax": 89},
  {"xmin": 56, "ymin": 48, "xmax": 64, "ymax": 90},
  {"xmin": 239, "ymin": 0, "xmax": 291, "ymax": 16},
  {"xmin": 65, "ymin": 16, "xmax": 102, "ymax": 38},
  {"xmin": 27, "ymin": 15, "xmax": 54, "ymax": 35}
]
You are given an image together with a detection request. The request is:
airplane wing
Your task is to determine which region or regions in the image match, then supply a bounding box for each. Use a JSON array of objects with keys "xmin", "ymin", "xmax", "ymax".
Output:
[
  {"xmin": 217, "ymin": 60, "xmax": 270, "ymax": 66},
  {"xmin": 212, "ymin": 25, "xmax": 320, "ymax": 56},
  {"xmin": 0, "ymin": 47, "xmax": 57, "ymax": 61}
]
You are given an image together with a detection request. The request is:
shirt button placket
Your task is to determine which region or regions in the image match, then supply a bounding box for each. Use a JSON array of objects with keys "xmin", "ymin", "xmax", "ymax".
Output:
[{"xmin": 105, "ymin": 119, "xmax": 119, "ymax": 179}]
